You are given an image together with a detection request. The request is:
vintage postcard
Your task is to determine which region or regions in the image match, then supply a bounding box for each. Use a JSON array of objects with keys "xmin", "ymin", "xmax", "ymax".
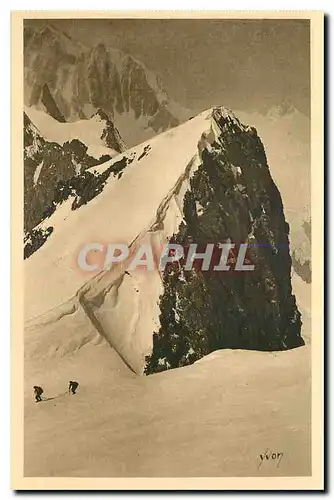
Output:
[{"xmin": 11, "ymin": 11, "xmax": 324, "ymax": 490}]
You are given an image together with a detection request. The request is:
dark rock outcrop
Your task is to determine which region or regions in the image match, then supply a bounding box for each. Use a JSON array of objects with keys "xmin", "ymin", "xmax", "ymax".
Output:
[
  {"xmin": 94, "ymin": 109, "xmax": 126, "ymax": 151},
  {"xmin": 291, "ymin": 218, "xmax": 311, "ymax": 283},
  {"xmin": 24, "ymin": 24, "xmax": 180, "ymax": 146},
  {"xmin": 145, "ymin": 108, "xmax": 304, "ymax": 374}
]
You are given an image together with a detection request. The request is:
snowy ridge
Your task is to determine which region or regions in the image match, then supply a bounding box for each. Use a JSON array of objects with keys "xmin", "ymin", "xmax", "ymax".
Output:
[
  {"xmin": 24, "ymin": 107, "xmax": 234, "ymax": 372},
  {"xmin": 25, "ymin": 106, "xmax": 123, "ymax": 159},
  {"xmin": 24, "ymin": 23, "xmax": 187, "ymax": 147}
]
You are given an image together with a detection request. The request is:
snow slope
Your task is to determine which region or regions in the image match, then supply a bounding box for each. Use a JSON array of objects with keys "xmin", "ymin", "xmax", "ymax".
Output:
[{"xmin": 24, "ymin": 342, "xmax": 311, "ymax": 477}]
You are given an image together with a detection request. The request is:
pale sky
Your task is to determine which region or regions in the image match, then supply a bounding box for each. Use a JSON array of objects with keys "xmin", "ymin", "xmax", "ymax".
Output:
[{"xmin": 26, "ymin": 18, "xmax": 310, "ymax": 117}]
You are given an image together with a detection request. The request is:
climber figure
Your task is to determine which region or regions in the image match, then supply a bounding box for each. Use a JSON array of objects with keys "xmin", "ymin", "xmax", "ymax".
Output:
[
  {"xmin": 68, "ymin": 381, "xmax": 79, "ymax": 395},
  {"xmin": 33, "ymin": 386, "xmax": 44, "ymax": 403}
]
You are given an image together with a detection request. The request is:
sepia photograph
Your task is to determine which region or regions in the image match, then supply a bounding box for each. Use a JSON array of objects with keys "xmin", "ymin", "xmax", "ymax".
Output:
[{"xmin": 11, "ymin": 10, "xmax": 324, "ymax": 490}]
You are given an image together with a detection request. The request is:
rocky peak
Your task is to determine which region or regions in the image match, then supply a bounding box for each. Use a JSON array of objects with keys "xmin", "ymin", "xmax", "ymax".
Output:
[
  {"xmin": 23, "ymin": 107, "xmax": 304, "ymax": 373},
  {"xmin": 145, "ymin": 107, "xmax": 304, "ymax": 373}
]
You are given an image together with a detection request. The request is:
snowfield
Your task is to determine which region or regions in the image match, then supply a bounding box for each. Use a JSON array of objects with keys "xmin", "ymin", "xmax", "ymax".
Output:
[{"xmin": 24, "ymin": 106, "xmax": 311, "ymax": 478}]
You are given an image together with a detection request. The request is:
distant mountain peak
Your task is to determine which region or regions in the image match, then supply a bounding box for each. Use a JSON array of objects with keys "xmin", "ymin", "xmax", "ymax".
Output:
[
  {"xmin": 25, "ymin": 22, "xmax": 84, "ymax": 56},
  {"xmin": 24, "ymin": 26, "xmax": 184, "ymax": 147},
  {"xmin": 93, "ymin": 108, "xmax": 112, "ymax": 121}
]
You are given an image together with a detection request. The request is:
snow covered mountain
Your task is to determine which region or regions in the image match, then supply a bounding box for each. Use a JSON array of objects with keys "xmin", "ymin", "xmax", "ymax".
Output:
[
  {"xmin": 237, "ymin": 106, "xmax": 311, "ymax": 286},
  {"xmin": 23, "ymin": 108, "xmax": 125, "ymax": 234},
  {"xmin": 25, "ymin": 106, "xmax": 125, "ymax": 158},
  {"xmin": 25, "ymin": 107, "xmax": 304, "ymax": 376},
  {"xmin": 24, "ymin": 24, "xmax": 187, "ymax": 148}
]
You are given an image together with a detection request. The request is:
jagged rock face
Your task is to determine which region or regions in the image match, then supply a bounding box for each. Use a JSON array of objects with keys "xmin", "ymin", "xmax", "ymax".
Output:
[
  {"xmin": 24, "ymin": 107, "xmax": 304, "ymax": 375},
  {"xmin": 23, "ymin": 112, "xmax": 108, "ymax": 232},
  {"xmin": 235, "ymin": 107, "xmax": 311, "ymax": 288},
  {"xmin": 145, "ymin": 109, "xmax": 303, "ymax": 374},
  {"xmin": 39, "ymin": 83, "xmax": 66, "ymax": 122},
  {"xmin": 24, "ymin": 155, "xmax": 132, "ymax": 259},
  {"xmin": 94, "ymin": 109, "xmax": 125, "ymax": 151},
  {"xmin": 24, "ymin": 25, "xmax": 179, "ymax": 146},
  {"xmin": 291, "ymin": 219, "xmax": 311, "ymax": 283}
]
